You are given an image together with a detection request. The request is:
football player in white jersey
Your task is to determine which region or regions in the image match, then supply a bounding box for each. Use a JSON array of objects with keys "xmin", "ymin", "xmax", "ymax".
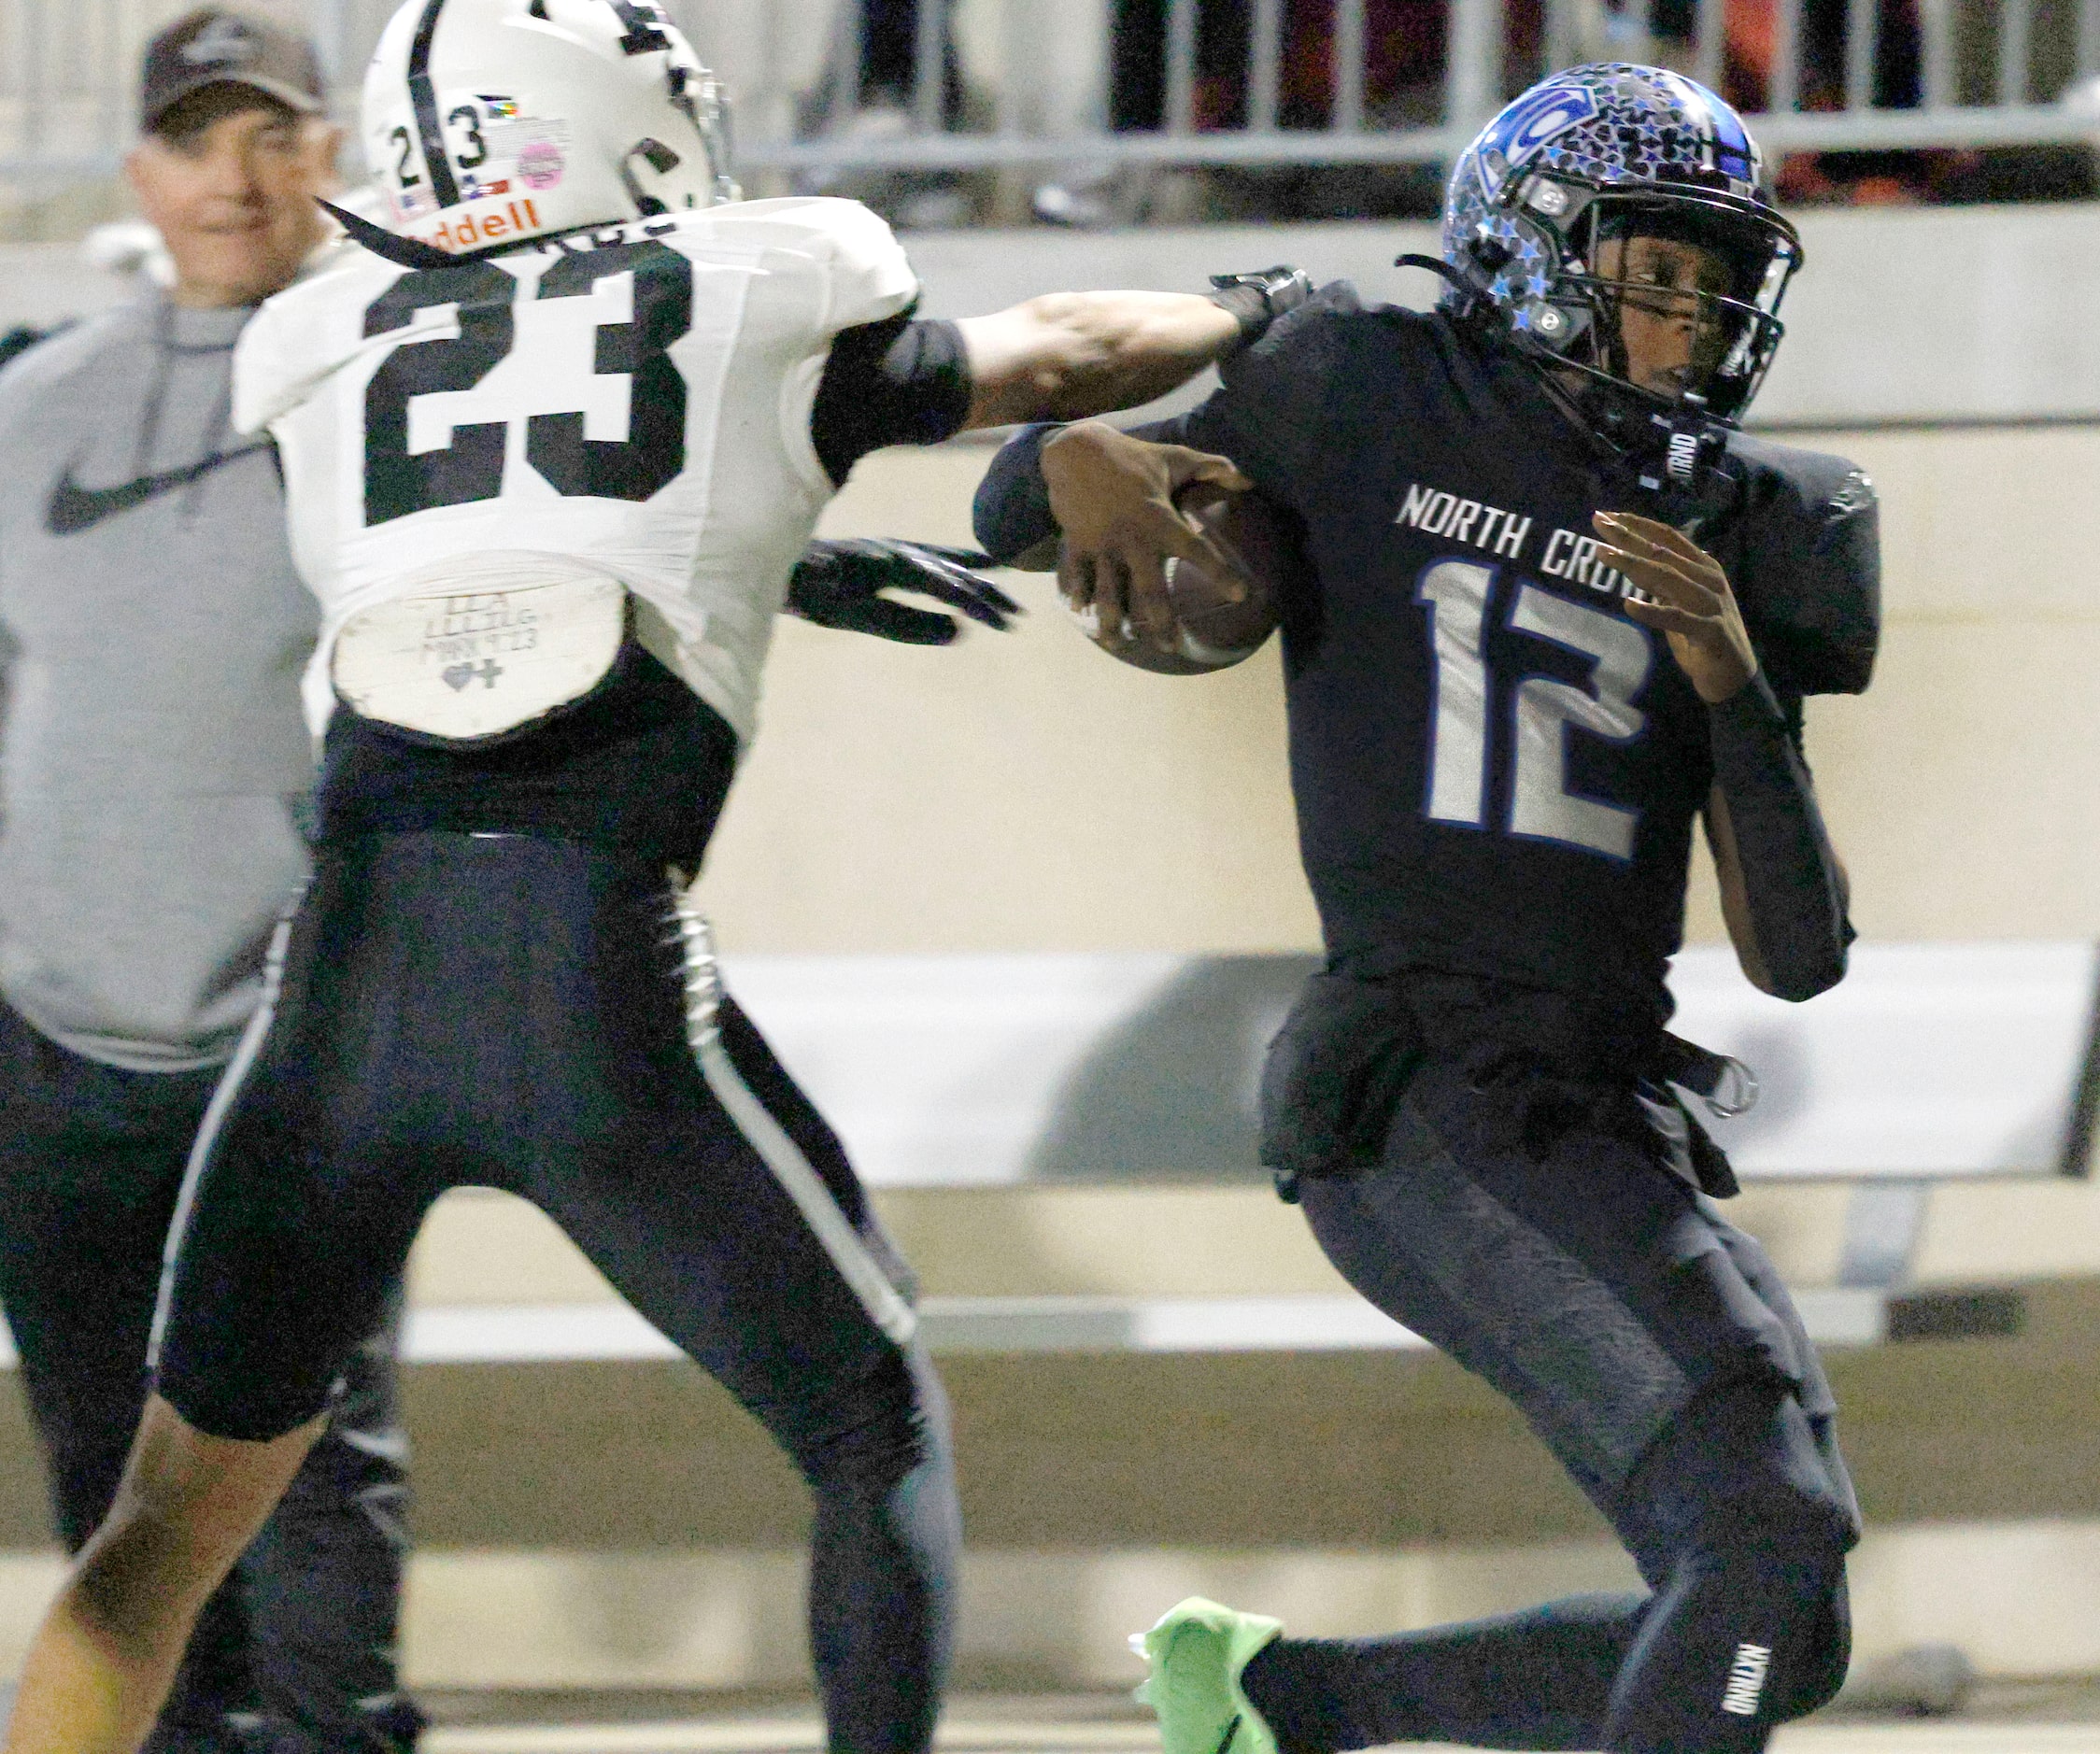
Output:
[{"xmin": 0, "ymin": 5, "xmax": 1305, "ymax": 1751}]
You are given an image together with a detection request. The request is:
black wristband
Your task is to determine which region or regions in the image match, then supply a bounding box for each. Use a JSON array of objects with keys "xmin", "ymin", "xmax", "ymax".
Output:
[{"xmin": 1208, "ymin": 266, "xmax": 1312, "ymax": 361}]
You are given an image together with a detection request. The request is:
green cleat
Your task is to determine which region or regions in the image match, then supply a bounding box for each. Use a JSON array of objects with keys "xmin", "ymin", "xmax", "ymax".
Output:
[{"xmin": 1130, "ymin": 1596, "xmax": 1284, "ymax": 1754}]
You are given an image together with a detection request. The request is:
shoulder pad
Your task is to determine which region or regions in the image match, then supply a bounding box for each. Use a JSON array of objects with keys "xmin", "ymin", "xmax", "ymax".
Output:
[
  {"xmin": 234, "ymin": 249, "xmax": 403, "ymax": 434},
  {"xmin": 1204, "ymin": 281, "xmax": 1375, "ymax": 488},
  {"xmin": 1719, "ymin": 431, "xmax": 1880, "ymax": 697},
  {"xmin": 1220, "ymin": 279, "xmax": 1362, "ymax": 381},
  {"xmin": 680, "ymin": 196, "xmax": 917, "ymax": 336}
]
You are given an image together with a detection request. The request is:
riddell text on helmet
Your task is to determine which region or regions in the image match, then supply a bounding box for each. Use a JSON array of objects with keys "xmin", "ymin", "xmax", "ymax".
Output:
[{"xmin": 418, "ymin": 198, "xmax": 545, "ymax": 251}]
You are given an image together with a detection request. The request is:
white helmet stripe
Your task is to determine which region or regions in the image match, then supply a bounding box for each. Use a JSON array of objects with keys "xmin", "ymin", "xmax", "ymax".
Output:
[{"xmin": 406, "ymin": 0, "xmax": 460, "ymax": 209}]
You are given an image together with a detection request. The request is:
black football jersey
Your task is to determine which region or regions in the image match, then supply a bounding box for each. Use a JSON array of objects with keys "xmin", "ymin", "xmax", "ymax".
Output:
[{"xmin": 1147, "ymin": 286, "xmax": 1879, "ymax": 1020}]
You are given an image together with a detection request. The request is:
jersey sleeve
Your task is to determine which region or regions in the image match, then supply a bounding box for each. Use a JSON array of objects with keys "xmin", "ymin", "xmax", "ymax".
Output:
[
  {"xmin": 232, "ymin": 276, "xmax": 355, "ymax": 436},
  {"xmin": 1724, "ymin": 437, "xmax": 1882, "ymax": 698},
  {"xmin": 805, "ymin": 197, "xmax": 922, "ymax": 338},
  {"xmin": 229, "ymin": 297, "xmax": 291, "ymax": 435}
]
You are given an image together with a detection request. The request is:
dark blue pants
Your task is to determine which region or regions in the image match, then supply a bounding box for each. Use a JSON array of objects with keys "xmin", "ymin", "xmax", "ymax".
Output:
[
  {"xmin": 1254, "ymin": 969, "xmax": 1859, "ymax": 1753},
  {"xmin": 0, "ymin": 1003, "xmax": 419, "ymax": 1753}
]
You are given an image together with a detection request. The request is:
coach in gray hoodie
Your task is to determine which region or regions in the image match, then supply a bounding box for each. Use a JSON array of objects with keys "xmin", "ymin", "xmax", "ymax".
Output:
[{"xmin": 0, "ymin": 13, "xmax": 418, "ymax": 1751}]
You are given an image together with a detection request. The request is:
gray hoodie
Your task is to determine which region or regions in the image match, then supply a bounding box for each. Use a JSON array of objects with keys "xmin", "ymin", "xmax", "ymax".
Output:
[{"xmin": 0, "ymin": 296, "xmax": 316, "ymax": 1071}]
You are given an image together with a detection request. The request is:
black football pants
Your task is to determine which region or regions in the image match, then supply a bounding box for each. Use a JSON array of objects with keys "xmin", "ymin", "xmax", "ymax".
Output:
[
  {"xmin": 0, "ymin": 1002, "xmax": 420, "ymax": 1754},
  {"xmin": 1250, "ymin": 971, "xmax": 1858, "ymax": 1753},
  {"xmin": 153, "ymin": 831, "xmax": 958, "ymax": 1754}
]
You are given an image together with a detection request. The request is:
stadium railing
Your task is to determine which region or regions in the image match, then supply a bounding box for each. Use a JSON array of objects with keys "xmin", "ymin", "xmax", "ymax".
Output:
[{"xmin": 5, "ymin": 0, "xmax": 2100, "ymax": 191}]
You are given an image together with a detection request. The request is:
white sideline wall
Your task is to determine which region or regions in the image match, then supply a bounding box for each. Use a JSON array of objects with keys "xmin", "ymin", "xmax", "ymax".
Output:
[
  {"xmin": 688, "ymin": 416, "xmax": 2100, "ymax": 959},
  {"xmin": 0, "ymin": 1523, "xmax": 2093, "ymax": 1690},
  {"xmin": 9, "ymin": 204, "xmax": 2100, "ymax": 422}
]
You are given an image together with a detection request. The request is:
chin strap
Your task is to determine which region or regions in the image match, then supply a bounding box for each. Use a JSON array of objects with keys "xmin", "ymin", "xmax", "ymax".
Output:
[
  {"xmin": 1395, "ymin": 251, "xmax": 1491, "ymax": 320},
  {"xmin": 318, "ymin": 200, "xmax": 459, "ymax": 271}
]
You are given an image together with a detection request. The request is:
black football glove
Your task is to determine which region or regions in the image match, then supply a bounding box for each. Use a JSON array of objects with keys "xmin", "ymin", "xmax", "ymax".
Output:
[
  {"xmin": 786, "ymin": 538, "xmax": 1022, "ymax": 646},
  {"xmin": 1208, "ymin": 265, "xmax": 1314, "ymax": 360}
]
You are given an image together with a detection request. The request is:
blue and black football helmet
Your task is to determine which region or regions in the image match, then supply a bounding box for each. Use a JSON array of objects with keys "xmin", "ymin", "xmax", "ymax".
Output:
[{"xmin": 1441, "ymin": 64, "xmax": 1801, "ymax": 444}]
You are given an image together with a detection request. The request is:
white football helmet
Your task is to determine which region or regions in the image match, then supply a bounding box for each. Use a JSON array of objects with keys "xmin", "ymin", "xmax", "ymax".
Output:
[{"xmin": 362, "ymin": 0, "xmax": 739, "ymax": 252}]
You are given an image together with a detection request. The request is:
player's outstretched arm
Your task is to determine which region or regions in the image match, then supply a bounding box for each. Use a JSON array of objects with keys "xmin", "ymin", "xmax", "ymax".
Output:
[
  {"xmin": 955, "ymin": 268, "xmax": 1309, "ymax": 431},
  {"xmin": 1593, "ymin": 512, "xmax": 1853, "ymax": 1001}
]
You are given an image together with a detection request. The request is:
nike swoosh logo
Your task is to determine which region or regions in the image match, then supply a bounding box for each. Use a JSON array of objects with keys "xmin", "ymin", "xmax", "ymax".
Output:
[{"xmin": 46, "ymin": 443, "xmax": 271, "ymax": 535}]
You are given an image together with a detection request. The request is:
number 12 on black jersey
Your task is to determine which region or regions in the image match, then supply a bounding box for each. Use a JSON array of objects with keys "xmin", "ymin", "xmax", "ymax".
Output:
[
  {"xmin": 1416, "ymin": 559, "xmax": 1655, "ymax": 863},
  {"xmin": 360, "ymin": 239, "xmax": 695, "ymax": 527}
]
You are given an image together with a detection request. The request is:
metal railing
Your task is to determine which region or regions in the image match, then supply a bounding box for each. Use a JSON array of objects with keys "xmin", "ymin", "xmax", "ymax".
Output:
[{"xmin": 7, "ymin": 0, "xmax": 2100, "ymax": 195}]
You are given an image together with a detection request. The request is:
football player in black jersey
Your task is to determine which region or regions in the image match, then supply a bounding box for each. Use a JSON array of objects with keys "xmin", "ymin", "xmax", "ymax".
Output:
[
  {"xmin": 0, "ymin": 0, "xmax": 1324, "ymax": 1747},
  {"xmin": 975, "ymin": 63, "xmax": 1877, "ymax": 1754}
]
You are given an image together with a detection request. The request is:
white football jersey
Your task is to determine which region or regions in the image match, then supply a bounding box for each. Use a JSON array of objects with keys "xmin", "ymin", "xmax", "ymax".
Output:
[{"xmin": 234, "ymin": 196, "xmax": 919, "ymax": 744}]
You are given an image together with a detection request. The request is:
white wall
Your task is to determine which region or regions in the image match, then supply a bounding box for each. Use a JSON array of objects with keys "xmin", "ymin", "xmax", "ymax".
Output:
[{"xmin": 13, "ymin": 203, "xmax": 2100, "ymax": 423}]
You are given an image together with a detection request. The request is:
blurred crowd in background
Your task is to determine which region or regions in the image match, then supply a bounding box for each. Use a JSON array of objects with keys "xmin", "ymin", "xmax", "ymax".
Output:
[{"xmin": 802, "ymin": 0, "xmax": 2097, "ymax": 228}]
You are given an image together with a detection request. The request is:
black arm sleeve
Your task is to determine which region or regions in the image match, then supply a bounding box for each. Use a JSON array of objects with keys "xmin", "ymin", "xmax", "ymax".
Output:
[
  {"xmin": 810, "ymin": 312, "xmax": 974, "ymax": 488},
  {"xmin": 972, "ymin": 424, "xmax": 1058, "ymax": 563},
  {"xmin": 1709, "ymin": 675, "xmax": 1853, "ymax": 1001}
]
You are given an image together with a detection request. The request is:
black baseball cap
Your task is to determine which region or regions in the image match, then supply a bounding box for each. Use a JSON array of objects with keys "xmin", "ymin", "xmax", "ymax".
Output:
[{"xmin": 140, "ymin": 8, "xmax": 325, "ymax": 134}]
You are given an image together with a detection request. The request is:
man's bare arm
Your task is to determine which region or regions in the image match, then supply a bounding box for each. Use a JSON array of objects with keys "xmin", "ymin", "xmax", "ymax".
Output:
[{"xmin": 955, "ymin": 293, "xmax": 1242, "ymax": 429}]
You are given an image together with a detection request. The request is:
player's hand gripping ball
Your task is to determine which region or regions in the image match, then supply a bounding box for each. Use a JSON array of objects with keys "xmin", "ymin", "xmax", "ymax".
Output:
[
  {"xmin": 1043, "ymin": 422, "xmax": 1290, "ymax": 673},
  {"xmin": 1089, "ymin": 479, "xmax": 1289, "ymax": 674}
]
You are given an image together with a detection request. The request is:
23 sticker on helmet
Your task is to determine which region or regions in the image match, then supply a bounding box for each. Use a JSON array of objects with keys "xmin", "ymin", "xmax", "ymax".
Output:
[{"xmin": 362, "ymin": 0, "xmax": 739, "ymax": 253}]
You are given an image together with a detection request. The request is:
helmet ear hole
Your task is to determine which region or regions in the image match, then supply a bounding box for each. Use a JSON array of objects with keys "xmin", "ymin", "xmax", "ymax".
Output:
[{"xmin": 619, "ymin": 137, "xmax": 685, "ymax": 216}]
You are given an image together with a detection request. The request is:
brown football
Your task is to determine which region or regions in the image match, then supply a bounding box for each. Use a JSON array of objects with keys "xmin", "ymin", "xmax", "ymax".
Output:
[{"xmin": 1093, "ymin": 480, "xmax": 1292, "ymax": 675}]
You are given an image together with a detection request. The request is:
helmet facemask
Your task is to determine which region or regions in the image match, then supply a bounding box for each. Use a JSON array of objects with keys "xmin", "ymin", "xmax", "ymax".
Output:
[
  {"xmin": 1554, "ymin": 187, "xmax": 1797, "ymax": 423},
  {"xmin": 1497, "ymin": 177, "xmax": 1800, "ymax": 427},
  {"xmin": 625, "ymin": 50, "xmax": 740, "ymax": 213}
]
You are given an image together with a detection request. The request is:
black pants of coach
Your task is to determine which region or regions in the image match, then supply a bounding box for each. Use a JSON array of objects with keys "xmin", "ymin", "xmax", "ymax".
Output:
[
  {"xmin": 1252, "ymin": 969, "xmax": 1862, "ymax": 1754},
  {"xmin": 0, "ymin": 1003, "xmax": 419, "ymax": 1754}
]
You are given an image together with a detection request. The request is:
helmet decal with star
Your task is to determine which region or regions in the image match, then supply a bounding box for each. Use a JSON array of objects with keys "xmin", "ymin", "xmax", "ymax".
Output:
[{"xmin": 1439, "ymin": 62, "xmax": 1802, "ymax": 431}]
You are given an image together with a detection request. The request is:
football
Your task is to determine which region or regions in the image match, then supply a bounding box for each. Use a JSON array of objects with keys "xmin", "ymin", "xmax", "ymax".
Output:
[{"xmin": 1085, "ymin": 480, "xmax": 1292, "ymax": 675}]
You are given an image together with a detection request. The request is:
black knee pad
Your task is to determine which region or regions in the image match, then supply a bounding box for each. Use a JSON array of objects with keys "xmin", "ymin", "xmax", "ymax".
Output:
[
  {"xmin": 1625, "ymin": 1373, "xmax": 1857, "ymax": 1563},
  {"xmin": 1635, "ymin": 1375, "xmax": 1856, "ymax": 1725},
  {"xmin": 1778, "ymin": 1575, "xmax": 1852, "ymax": 1720}
]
